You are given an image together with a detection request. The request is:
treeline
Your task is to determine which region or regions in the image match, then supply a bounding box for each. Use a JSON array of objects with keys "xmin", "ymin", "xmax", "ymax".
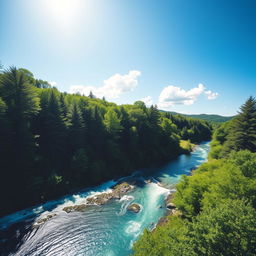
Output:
[
  {"xmin": 133, "ymin": 97, "xmax": 256, "ymax": 256},
  {"xmin": 167, "ymin": 111, "xmax": 234, "ymax": 123},
  {"xmin": 0, "ymin": 67, "xmax": 212, "ymax": 216}
]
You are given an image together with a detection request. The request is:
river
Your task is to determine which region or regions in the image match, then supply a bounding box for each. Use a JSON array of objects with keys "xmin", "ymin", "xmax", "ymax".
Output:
[{"xmin": 0, "ymin": 142, "xmax": 210, "ymax": 256}]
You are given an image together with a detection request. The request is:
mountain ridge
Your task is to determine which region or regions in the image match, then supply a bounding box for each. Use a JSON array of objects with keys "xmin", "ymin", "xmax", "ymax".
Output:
[{"xmin": 161, "ymin": 111, "xmax": 234, "ymax": 123}]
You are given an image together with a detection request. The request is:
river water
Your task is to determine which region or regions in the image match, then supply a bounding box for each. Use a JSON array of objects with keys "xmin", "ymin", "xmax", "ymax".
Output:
[{"xmin": 0, "ymin": 142, "xmax": 209, "ymax": 256}]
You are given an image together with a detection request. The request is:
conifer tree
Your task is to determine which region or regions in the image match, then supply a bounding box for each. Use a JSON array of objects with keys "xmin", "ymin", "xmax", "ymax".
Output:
[
  {"xmin": 224, "ymin": 96, "xmax": 256, "ymax": 153},
  {"xmin": 68, "ymin": 103, "xmax": 84, "ymax": 152},
  {"xmin": 89, "ymin": 91, "xmax": 95, "ymax": 99},
  {"xmin": 59, "ymin": 93, "xmax": 69, "ymax": 124}
]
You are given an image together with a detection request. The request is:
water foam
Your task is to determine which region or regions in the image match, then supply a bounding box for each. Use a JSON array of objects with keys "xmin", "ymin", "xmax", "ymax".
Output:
[
  {"xmin": 0, "ymin": 179, "xmax": 117, "ymax": 229},
  {"xmin": 119, "ymin": 195, "xmax": 134, "ymax": 202},
  {"xmin": 125, "ymin": 221, "xmax": 141, "ymax": 234}
]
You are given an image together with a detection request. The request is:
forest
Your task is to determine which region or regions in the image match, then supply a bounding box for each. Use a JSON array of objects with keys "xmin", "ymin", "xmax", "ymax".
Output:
[
  {"xmin": 132, "ymin": 96, "xmax": 256, "ymax": 256},
  {"xmin": 0, "ymin": 67, "xmax": 212, "ymax": 217},
  {"xmin": 166, "ymin": 111, "xmax": 233, "ymax": 123}
]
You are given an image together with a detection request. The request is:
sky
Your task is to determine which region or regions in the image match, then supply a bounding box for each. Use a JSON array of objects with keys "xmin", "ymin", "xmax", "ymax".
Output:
[{"xmin": 0, "ymin": 0, "xmax": 255, "ymax": 116}]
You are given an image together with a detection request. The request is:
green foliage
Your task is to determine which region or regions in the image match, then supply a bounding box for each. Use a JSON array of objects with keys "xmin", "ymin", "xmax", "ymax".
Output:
[
  {"xmin": 104, "ymin": 108, "xmax": 123, "ymax": 139},
  {"xmin": 179, "ymin": 140, "xmax": 194, "ymax": 153},
  {"xmin": 209, "ymin": 97, "xmax": 256, "ymax": 159},
  {"xmin": 160, "ymin": 117, "xmax": 178, "ymax": 136},
  {"xmin": 0, "ymin": 67, "xmax": 41, "ymax": 213},
  {"xmin": 0, "ymin": 97, "xmax": 7, "ymax": 116},
  {"xmin": 132, "ymin": 216, "xmax": 190, "ymax": 256},
  {"xmin": 48, "ymin": 172, "xmax": 63, "ymax": 185},
  {"xmin": 0, "ymin": 67, "xmax": 40, "ymax": 118},
  {"xmin": 224, "ymin": 96, "xmax": 256, "ymax": 153},
  {"xmin": 188, "ymin": 199, "xmax": 256, "ymax": 256},
  {"xmin": 174, "ymin": 151, "xmax": 256, "ymax": 216},
  {"xmin": 134, "ymin": 100, "xmax": 147, "ymax": 112},
  {"xmin": 167, "ymin": 113, "xmax": 212, "ymax": 143}
]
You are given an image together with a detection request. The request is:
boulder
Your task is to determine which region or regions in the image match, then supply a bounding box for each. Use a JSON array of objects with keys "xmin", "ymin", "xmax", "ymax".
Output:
[
  {"xmin": 85, "ymin": 182, "xmax": 134, "ymax": 205},
  {"xmin": 166, "ymin": 202, "xmax": 176, "ymax": 210},
  {"xmin": 63, "ymin": 204, "xmax": 88, "ymax": 213},
  {"xmin": 33, "ymin": 213, "xmax": 57, "ymax": 228},
  {"xmin": 127, "ymin": 203, "xmax": 141, "ymax": 213}
]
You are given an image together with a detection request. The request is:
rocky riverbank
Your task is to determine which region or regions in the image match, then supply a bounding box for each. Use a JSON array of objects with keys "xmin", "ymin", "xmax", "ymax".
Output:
[
  {"xmin": 33, "ymin": 182, "xmax": 135, "ymax": 227},
  {"xmin": 156, "ymin": 193, "xmax": 181, "ymax": 227},
  {"xmin": 63, "ymin": 182, "xmax": 134, "ymax": 211}
]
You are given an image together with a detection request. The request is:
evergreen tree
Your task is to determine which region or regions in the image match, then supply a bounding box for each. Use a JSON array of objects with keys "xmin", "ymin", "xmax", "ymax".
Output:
[
  {"xmin": 59, "ymin": 93, "xmax": 69, "ymax": 124},
  {"xmin": 148, "ymin": 105, "xmax": 160, "ymax": 127},
  {"xmin": 0, "ymin": 67, "xmax": 41, "ymax": 213},
  {"xmin": 37, "ymin": 90, "xmax": 66, "ymax": 176},
  {"xmin": 0, "ymin": 67, "xmax": 40, "ymax": 119},
  {"xmin": 68, "ymin": 103, "xmax": 84, "ymax": 153},
  {"xmin": 224, "ymin": 96, "xmax": 256, "ymax": 153},
  {"xmin": 89, "ymin": 91, "xmax": 96, "ymax": 99}
]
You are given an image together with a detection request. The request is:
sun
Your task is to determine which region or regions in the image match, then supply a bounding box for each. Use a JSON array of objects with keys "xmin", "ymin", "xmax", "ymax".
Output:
[{"xmin": 43, "ymin": 0, "xmax": 85, "ymax": 31}]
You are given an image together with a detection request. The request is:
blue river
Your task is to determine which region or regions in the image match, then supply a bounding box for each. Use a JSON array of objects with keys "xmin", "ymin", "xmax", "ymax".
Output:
[{"xmin": 0, "ymin": 142, "xmax": 209, "ymax": 256}]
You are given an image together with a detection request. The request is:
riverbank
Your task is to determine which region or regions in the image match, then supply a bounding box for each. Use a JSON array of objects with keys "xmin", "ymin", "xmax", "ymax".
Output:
[{"xmin": 33, "ymin": 144, "xmax": 200, "ymax": 229}]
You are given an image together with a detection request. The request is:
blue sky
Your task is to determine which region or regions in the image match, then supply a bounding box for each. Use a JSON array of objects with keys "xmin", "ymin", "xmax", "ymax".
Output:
[{"xmin": 0, "ymin": 0, "xmax": 255, "ymax": 115}]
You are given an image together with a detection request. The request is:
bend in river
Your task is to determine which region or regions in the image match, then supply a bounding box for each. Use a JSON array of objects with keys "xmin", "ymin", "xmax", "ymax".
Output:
[{"xmin": 0, "ymin": 142, "xmax": 210, "ymax": 256}]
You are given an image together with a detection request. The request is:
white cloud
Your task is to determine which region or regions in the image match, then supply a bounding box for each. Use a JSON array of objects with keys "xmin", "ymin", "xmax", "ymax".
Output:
[
  {"xmin": 49, "ymin": 81, "xmax": 57, "ymax": 86},
  {"xmin": 69, "ymin": 70, "xmax": 141, "ymax": 99},
  {"xmin": 140, "ymin": 96, "xmax": 153, "ymax": 106},
  {"xmin": 158, "ymin": 83, "xmax": 218, "ymax": 109},
  {"xmin": 158, "ymin": 83, "xmax": 205, "ymax": 108},
  {"xmin": 205, "ymin": 90, "xmax": 218, "ymax": 100}
]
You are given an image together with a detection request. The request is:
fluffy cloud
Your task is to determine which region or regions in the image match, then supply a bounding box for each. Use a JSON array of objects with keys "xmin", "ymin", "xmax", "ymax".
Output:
[
  {"xmin": 140, "ymin": 96, "xmax": 153, "ymax": 106},
  {"xmin": 158, "ymin": 83, "xmax": 218, "ymax": 109},
  {"xmin": 158, "ymin": 83, "xmax": 205, "ymax": 108},
  {"xmin": 205, "ymin": 90, "xmax": 218, "ymax": 100},
  {"xmin": 69, "ymin": 70, "xmax": 141, "ymax": 99}
]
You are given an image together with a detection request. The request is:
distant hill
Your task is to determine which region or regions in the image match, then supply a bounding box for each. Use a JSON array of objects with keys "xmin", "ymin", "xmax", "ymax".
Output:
[{"xmin": 164, "ymin": 111, "xmax": 234, "ymax": 123}]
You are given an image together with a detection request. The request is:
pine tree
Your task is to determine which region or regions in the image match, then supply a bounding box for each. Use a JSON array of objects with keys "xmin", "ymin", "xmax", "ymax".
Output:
[
  {"xmin": 89, "ymin": 91, "xmax": 95, "ymax": 99},
  {"xmin": 68, "ymin": 103, "xmax": 84, "ymax": 152},
  {"xmin": 59, "ymin": 93, "xmax": 69, "ymax": 124},
  {"xmin": 224, "ymin": 96, "xmax": 256, "ymax": 153},
  {"xmin": 0, "ymin": 67, "xmax": 40, "ymax": 119},
  {"xmin": 148, "ymin": 105, "xmax": 160, "ymax": 127},
  {"xmin": 37, "ymin": 90, "xmax": 67, "ymax": 174},
  {"xmin": 0, "ymin": 67, "xmax": 41, "ymax": 213}
]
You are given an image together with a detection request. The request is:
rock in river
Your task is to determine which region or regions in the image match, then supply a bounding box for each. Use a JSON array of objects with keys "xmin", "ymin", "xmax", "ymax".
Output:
[
  {"xmin": 33, "ymin": 213, "xmax": 57, "ymax": 228},
  {"xmin": 63, "ymin": 204, "xmax": 89, "ymax": 213},
  {"xmin": 127, "ymin": 203, "xmax": 141, "ymax": 213}
]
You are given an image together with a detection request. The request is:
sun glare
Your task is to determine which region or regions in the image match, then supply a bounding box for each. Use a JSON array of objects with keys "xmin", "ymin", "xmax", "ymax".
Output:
[{"xmin": 43, "ymin": 0, "xmax": 85, "ymax": 31}]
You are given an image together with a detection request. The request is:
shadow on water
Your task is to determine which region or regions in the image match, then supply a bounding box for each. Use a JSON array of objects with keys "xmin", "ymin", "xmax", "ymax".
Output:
[{"xmin": 0, "ymin": 219, "xmax": 36, "ymax": 256}]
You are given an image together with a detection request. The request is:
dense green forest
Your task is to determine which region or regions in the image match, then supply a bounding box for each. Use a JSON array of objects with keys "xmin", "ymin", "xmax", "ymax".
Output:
[
  {"xmin": 133, "ymin": 97, "xmax": 256, "ymax": 256},
  {"xmin": 163, "ymin": 111, "xmax": 234, "ymax": 123},
  {"xmin": 0, "ymin": 67, "xmax": 212, "ymax": 216}
]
